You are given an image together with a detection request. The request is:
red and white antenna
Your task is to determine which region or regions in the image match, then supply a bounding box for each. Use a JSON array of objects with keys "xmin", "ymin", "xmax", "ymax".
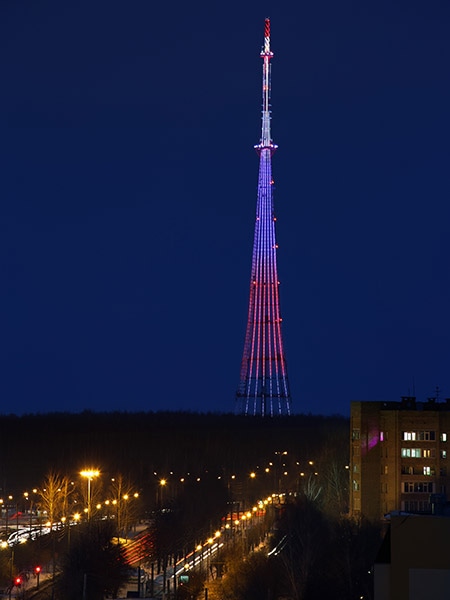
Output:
[
  {"xmin": 264, "ymin": 17, "xmax": 271, "ymax": 54},
  {"xmin": 256, "ymin": 18, "xmax": 277, "ymax": 152}
]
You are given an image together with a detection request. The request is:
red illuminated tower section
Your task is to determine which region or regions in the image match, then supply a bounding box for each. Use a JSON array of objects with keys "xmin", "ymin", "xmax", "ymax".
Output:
[{"xmin": 236, "ymin": 19, "xmax": 291, "ymax": 417}]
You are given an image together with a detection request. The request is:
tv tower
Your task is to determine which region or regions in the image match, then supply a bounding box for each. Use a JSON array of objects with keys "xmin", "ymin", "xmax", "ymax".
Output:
[{"xmin": 236, "ymin": 18, "xmax": 292, "ymax": 417}]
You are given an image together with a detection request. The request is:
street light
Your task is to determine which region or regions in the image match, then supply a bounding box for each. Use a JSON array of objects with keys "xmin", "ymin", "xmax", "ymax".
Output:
[
  {"xmin": 2, "ymin": 540, "xmax": 14, "ymax": 600},
  {"xmin": 159, "ymin": 479, "xmax": 166, "ymax": 509},
  {"xmin": 80, "ymin": 470, "xmax": 100, "ymax": 520}
]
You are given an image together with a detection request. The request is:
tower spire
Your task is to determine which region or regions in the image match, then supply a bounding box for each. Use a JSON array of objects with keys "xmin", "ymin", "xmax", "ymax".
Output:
[
  {"xmin": 257, "ymin": 17, "xmax": 276, "ymax": 151},
  {"xmin": 236, "ymin": 20, "xmax": 291, "ymax": 417}
]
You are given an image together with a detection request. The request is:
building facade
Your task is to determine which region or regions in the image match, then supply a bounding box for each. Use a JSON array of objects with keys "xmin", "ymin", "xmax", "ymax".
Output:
[
  {"xmin": 350, "ymin": 398, "xmax": 450, "ymax": 521},
  {"xmin": 374, "ymin": 515, "xmax": 450, "ymax": 600}
]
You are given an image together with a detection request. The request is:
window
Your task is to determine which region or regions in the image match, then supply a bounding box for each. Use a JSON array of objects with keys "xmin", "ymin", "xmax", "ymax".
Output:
[
  {"xmin": 423, "ymin": 449, "xmax": 436, "ymax": 458},
  {"xmin": 401, "ymin": 448, "xmax": 422, "ymax": 458},
  {"xmin": 352, "ymin": 429, "xmax": 360, "ymax": 441},
  {"xmin": 441, "ymin": 450, "xmax": 447, "ymax": 459},
  {"xmin": 418, "ymin": 431, "xmax": 436, "ymax": 441},
  {"xmin": 380, "ymin": 431, "xmax": 387, "ymax": 441},
  {"xmin": 404, "ymin": 500, "xmax": 431, "ymax": 513},
  {"xmin": 353, "ymin": 464, "xmax": 359, "ymax": 473},
  {"xmin": 402, "ymin": 430, "xmax": 436, "ymax": 441},
  {"xmin": 353, "ymin": 480, "xmax": 360, "ymax": 491},
  {"xmin": 403, "ymin": 482, "xmax": 434, "ymax": 493},
  {"xmin": 440, "ymin": 467, "xmax": 447, "ymax": 476},
  {"xmin": 423, "ymin": 466, "xmax": 432, "ymax": 476},
  {"xmin": 441, "ymin": 433, "xmax": 447, "ymax": 442},
  {"xmin": 402, "ymin": 465, "xmax": 415, "ymax": 475}
]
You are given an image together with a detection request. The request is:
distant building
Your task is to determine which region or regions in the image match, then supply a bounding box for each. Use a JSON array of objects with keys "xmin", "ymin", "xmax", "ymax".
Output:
[
  {"xmin": 374, "ymin": 514, "xmax": 450, "ymax": 600},
  {"xmin": 350, "ymin": 398, "xmax": 450, "ymax": 521}
]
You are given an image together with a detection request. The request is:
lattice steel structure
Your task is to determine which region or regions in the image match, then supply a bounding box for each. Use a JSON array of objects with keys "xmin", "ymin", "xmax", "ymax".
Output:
[{"xmin": 236, "ymin": 19, "xmax": 291, "ymax": 416}]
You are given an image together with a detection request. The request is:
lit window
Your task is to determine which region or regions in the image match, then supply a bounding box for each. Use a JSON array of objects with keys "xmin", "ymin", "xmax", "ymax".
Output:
[
  {"xmin": 403, "ymin": 430, "xmax": 436, "ymax": 441},
  {"xmin": 441, "ymin": 450, "xmax": 447, "ymax": 459},
  {"xmin": 425, "ymin": 449, "xmax": 436, "ymax": 458},
  {"xmin": 380, "ymin": 431, "xmax": 384, "ymax": 442},
  {"xmin": 352, "ymin": 429, "xmax": 360, "ymax": 441},
  {"xmin": 353, "ymin": 480, "xmax": 360, "ymax": 491},
  {"xmin": 423, "ymin": 466, "xmax": 431, "ymax": 476},
  {"xmin": 401, "ymin": 448, "xmax": 422, "ymax": 458},
  {"xmin": 441, "ymin": 433, "xmax": 447, "ymax": 442}
]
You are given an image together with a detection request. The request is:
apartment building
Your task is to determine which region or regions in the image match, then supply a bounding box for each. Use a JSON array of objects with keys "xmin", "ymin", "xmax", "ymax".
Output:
[
  {"xmin": 374, "ymin": 514, "xmax": 450, "ymax": 600},
  {"xmin": 350, "ymin": 398, "xmax": 450, "ymax": 521}
]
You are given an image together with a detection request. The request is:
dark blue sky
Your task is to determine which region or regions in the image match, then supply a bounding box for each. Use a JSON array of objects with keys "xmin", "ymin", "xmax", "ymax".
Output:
[{"xmin": 1, "ymin": 1, "xmax": 450, "ymax": 416}]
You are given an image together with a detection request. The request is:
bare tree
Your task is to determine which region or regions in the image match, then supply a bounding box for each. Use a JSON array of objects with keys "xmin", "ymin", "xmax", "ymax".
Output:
[
  {"xmin": 271, "ymin": 497, "xmax": 330, "ymax": 600},
  {"xmin": 108, "ymin": 474, "xmax": 139, "ymax": 538},
  {"xmin": 39, "ymin": 472, "xmax": 65, "ymax": 525},
  {"xmin": 302, "ymin": 474, "xmax": 322, "ymax": 503}
]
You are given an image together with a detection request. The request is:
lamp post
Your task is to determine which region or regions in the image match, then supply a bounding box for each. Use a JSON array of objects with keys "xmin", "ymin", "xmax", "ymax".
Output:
[
  {"xmin": 24, "ymin": 489, "xmax": 37, "ymax": 540},
  {"xmin": 80, "ymin": 470, "xmax": 100, "ymax": 521},
  {"xmin": 5, "ymin": 496, "xmax": 12, "ymax": 536},
  {"xmin": 159, "ymin": 479, "xmax": 166, "ymax": 509},
  {"xmin": 122, "ymin": 495, "xmax": 128, "ymax": 540},
  {"xmin": 2, "ymin": 541, "xmax": 14, "ymax": 600}
]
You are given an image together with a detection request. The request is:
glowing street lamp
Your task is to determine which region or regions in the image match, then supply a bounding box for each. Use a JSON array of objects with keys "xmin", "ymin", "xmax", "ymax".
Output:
[
  {"xmin": 80, "ymin": 470, "xmax": 100, "ymax": 520},
  {"xmin": 158, "ymin": 479, "xmax": 167, "ymax": 508}
]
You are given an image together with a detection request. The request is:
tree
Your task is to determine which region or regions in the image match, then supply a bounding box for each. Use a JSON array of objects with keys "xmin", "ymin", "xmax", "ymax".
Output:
[
  {"xmin": 38, "ymin": 472, "xmax": 74, "ymax": 524},
  {"xmin": 108, "ymin": 474, "xmax": 140, "ymax": 539},
  {"xmin": 218, "ymin": 551, "xmax": 276, "ymax": 600},
  {"xmin": 57, "ymin": 520, "xmax": 131, "ymax": 600},
  {"xmin": 271, "ymin": 496, "xmax": 331, "ymax": 600}
]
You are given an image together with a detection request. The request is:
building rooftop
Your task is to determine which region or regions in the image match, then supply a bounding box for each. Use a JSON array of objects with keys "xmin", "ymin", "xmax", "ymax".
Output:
[{"xmin": 353, "ymin": 396, "xmax": 450, "ymax": 411}]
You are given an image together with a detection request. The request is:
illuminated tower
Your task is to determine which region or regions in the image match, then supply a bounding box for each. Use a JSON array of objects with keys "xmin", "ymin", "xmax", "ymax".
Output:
[{"xmin": 236, "ymin": 18, "xmax": 291, "ymax": 417}]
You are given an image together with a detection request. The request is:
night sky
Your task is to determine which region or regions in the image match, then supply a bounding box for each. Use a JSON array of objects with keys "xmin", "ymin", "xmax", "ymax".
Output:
[{"xmin": 2, "ymin": 1, "xmax": 450, "ymax": 416}]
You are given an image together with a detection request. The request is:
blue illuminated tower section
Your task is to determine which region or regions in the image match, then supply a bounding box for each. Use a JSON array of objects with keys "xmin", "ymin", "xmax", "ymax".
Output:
[{"xmin": 236, "ymin": 18, "xmax": 291, "ymax": 417}]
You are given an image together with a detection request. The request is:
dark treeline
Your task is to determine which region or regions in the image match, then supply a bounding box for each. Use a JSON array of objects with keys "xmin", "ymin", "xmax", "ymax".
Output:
[{"xmin": 0, "ymin": 411, "xmax": 348, "ymax": 496}]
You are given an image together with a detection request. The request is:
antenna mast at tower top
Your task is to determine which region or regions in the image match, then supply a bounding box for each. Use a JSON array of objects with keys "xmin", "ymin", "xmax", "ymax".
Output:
[{"xmin": 256, "ymin": 17, "xmax": 277, "ymax": 152}]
